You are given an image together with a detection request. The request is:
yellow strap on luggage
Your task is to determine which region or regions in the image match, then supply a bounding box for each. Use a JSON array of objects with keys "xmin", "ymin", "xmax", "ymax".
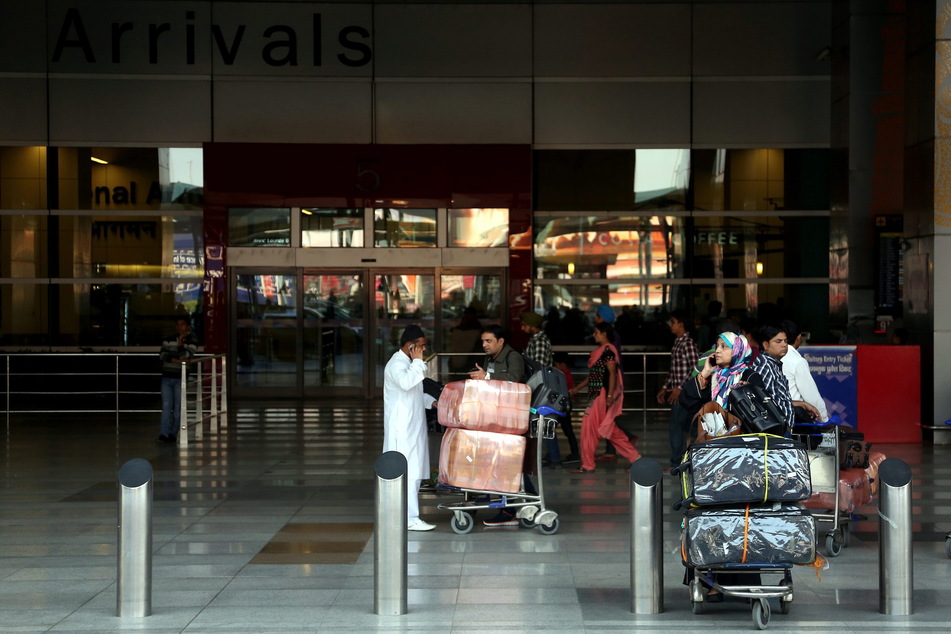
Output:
[{"xmin": 741, "ymin": 504, "xmax": 751, "ymax": 563}]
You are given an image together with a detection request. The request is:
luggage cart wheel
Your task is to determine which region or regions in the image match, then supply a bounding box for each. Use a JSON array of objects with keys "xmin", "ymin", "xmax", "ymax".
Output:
[
  {"xmin": 826, "ymin": 532, "xmax": 843, "ymax": 557},
  {"xmin": 450, "ymin": 511, "xmax": 475, "ymax": 535},
  {"xmin": 841, "ymin": 522, "xmax": 851, "ymax": 547},
  {"xmin": 752, "ymin": 598, "xmax": 770, "ymax": 630},
  {"xmin": 779, "ymin": 596, "xmax": 791, "ymax": 615},
  {"xmin": 946, "ymin": 535, "xmax": 951, "ymax": 559},
  {"xmin": 518, "ymin": 516, "xmax": 535, "ymax": 529},
  {"xmin": 536, "ymin": 517, "xmax": 560, "ymax": 535}
]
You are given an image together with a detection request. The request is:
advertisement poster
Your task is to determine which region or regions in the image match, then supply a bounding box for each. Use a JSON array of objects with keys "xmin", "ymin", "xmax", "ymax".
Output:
[{"xmin": 800, "ymin": 346, "xmax": 857, "ymax": 428}]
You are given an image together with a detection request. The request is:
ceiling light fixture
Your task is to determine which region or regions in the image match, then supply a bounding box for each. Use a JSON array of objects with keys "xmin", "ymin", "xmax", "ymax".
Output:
[{"xmin": 90, "ymin": 157, "xmax": 108, "ymax": 164}]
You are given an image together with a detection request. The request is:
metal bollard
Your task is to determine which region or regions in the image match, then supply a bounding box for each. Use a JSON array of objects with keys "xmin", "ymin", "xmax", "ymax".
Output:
[
  {"xmin": 878, "ymin": 458, "xmax": 915, "ymax": 616},
  {"xmin": 630, "ymin": 457, "xmax": 664, "ymax": 614},
  {"xmin": 117, "ymin": 458, "xmax": 153, "ymax": 617},
  {"xmin": 878, "ymin": 457, "xmax": 914, "ymax": 615},
  {"xmin": 374, "ymin": 451, "xmax": 408, "ymax": 616}
]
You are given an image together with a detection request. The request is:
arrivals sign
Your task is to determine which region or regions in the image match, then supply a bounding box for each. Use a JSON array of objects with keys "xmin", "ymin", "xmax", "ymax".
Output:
[{"xmin": 45, "ymin": 1, "xmax": 373, "ymax": 75}]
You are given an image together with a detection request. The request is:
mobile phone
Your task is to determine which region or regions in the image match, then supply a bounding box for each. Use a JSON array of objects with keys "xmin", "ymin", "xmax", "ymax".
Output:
[{"xmin": 408, "ymin": 344, "xmax": 416, "ymax": 351}]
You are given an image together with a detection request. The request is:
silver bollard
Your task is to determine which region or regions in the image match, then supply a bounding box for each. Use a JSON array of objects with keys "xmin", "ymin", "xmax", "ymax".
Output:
[
  {"xmin": 117, "ymin": 458, "xmax": 153, "ymax": 617},
  {"xmin": 879, "ymin": 457, "xmax": 914, "ymax": 615},
  {"xmin": 630, "ymin": 457, "xmax": 664, "ymax": 614},
  {"xmin": 374, "ymin": 451, "xmax": 408, "ymax": 616}
]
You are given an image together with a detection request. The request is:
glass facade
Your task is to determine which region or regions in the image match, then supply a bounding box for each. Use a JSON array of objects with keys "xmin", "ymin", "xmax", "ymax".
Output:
[
  {"xmin": 0, "ymin": 146, "xmax": 204, "ymax": 346},
  {"xmin": 1, "ymin": 145, "xmax": 833, "ymax": 349}
]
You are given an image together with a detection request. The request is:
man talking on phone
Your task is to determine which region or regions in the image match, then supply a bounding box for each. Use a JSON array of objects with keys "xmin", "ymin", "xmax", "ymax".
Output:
[{"xmin": 383, "ymin": 325, "xmax": 437, "ymax": 531}]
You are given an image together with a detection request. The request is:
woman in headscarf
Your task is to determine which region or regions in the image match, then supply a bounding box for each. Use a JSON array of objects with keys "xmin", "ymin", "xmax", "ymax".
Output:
[
  {"xmin": 679, "ymin": 331, "xmax": 764, "ymax": 418},
  {"xmin": 569, "ymin": 322, "xmax": 640, "ymax": 473},
  {"xmin": 677, "ymin": 330, "xmax": 764, "ymax": 601}
]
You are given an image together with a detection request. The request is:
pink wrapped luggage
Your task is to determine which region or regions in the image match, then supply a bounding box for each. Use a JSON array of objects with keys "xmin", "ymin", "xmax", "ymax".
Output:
[
  {"xmin": 865, "ymin": 451, "xmax": 887, "ymax": 495},
  {"xmin": 803, "ymin": 468, "xmax": 872, "ymax": 513},
  {"xmin": 437, "ymin": 379, "xmax": 530, "ymax": 434},
  {"xmin": 438, "ymin": 428, "xmax": 526, "ymax": 493}
]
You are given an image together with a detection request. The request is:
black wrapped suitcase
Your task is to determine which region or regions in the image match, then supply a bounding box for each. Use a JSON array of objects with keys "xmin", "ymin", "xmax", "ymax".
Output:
[
  {"xmin": 683, "ymin": 503, "xmax": 816, "ymax": 566},
  {"xmin": 676, "ymin": 434, "xmax": 811, "ymax": 508}
]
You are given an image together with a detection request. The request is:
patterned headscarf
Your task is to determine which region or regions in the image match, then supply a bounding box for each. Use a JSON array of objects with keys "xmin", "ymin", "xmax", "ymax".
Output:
[{"xmin": 710, "ymin": 332, "xmax": 751, "ymax": 408}]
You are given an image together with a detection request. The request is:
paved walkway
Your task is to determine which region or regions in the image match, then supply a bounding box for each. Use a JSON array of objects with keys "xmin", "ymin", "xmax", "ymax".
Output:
[{"xmin": 0, "ymin": 405, "xmax": 949, "ymax": 632}]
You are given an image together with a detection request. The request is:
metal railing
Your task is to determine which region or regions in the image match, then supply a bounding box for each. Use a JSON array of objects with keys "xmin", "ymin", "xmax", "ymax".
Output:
[
  {"xmin": 177, "ymin": 354, "xmax": 228, "ymax": 446},
  {"xmin": 2, "ymin": 353, "xmax": 227, "ymax": 437},
  {"xmin": 426, "ymin": 348, "xmax": 673, "ymax": 421}
]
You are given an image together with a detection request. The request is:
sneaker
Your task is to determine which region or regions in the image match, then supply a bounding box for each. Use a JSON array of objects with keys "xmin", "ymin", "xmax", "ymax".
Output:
[
  {"xmin": 483, "ymin": 511, "xmax": 518, "ymax": 527},
  {"xmin": 561, "ymin": 454, "xmax": 580, "ymax": 465},
  {"xmin": 407, "ymin": 519, "xmax": 437, "ymax": 531}
]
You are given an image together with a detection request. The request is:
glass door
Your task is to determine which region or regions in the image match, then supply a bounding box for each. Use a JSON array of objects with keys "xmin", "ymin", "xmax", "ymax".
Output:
[
  {"xmin": 439, "ymin": 270, "xmax": 504, "ymax": 382},
  {"xmin": 233, "ymin": 270, "xmax": 300, "ymax": 395},
  {"xmin": 302, "ymin": 271, "xmax": 366, "ymax": 393},
  {"xmin": 371, "ymin": 271, "xmax": 436, "ymax": 394}
]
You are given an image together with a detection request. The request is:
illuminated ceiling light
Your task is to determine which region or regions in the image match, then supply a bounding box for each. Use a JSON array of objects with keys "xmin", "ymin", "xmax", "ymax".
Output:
[
  {"xmin": 301, "ymin": 209, "xmax": 313, "ymax": 215},
  {"xmin": 90, "ymin": 156, "xmax": 108, "ymax": 164},
  {"xmin": 391, "ymin": 200, "xmax": 408, "ymax": 205},
  {"xmin": 568, "ymin": 262, "xmax": 575, "ymax": 275},
  {"xmin": 756, "ymin": 262, "xmax": 764, "ymax": 276}
]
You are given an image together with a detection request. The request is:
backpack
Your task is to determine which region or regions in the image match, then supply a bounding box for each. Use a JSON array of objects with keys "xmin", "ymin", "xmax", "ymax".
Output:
[{"xmin": 522, "ymin": 353, "xmax": 570, "ymax": 415}]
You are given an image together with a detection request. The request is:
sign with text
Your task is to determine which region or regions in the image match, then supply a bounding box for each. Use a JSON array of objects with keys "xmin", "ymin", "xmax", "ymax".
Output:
[{"xmin": 800, "ymin": 345, "xmax": 857, "ymax": 428}]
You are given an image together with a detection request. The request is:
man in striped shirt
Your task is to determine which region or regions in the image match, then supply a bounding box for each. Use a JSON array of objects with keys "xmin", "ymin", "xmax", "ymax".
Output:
[
  {"xmin": 658, "ymin": 309, "xmax": 700, "ymax": 469},
  {"xmin": 749, "ymin": 324, "xmax": 796, "ymax": 431}
]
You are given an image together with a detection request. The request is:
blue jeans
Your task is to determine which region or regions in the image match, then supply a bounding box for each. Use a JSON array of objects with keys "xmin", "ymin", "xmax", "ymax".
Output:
[{"xmin": 160, "ymin": 376, "xmax": 183, "ymax": 437}]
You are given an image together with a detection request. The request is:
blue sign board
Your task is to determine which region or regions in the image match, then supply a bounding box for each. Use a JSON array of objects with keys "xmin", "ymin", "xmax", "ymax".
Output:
[{"xmin": 799, "ymin": 346, "xmax": 858, "ymax": 428}]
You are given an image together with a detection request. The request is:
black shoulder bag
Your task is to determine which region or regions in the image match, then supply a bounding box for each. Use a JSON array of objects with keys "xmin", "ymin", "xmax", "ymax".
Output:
[{"xmin": 728, "ymin": 382, "xmax": 788, "ymax": 435}]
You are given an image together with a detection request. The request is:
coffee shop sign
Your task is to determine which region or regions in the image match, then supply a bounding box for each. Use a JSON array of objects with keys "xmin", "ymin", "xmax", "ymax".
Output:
[{"xmin": 694, "ymin": 231, "xmax": 741, "ymax": 246}]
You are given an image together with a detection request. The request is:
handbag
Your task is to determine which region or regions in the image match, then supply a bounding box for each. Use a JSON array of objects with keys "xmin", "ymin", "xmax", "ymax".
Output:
[
  {"xmin": 728, "ymin": 382, "xmax": 788, "ymax": 435},
  {"xmin": 690, "ymin": 401, "xmax": 743, "ymax": 444}
]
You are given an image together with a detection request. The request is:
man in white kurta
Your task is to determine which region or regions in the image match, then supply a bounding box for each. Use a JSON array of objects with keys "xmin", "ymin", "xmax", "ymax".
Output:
[{"xmin": 383, "ymin": 325, "xmax": 437, "ymax": 531}]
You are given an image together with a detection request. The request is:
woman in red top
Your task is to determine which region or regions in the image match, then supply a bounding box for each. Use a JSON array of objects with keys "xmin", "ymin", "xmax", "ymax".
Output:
[{"xmin": 569, "ymin": 322, "xmax": 640, "ymax": 473}]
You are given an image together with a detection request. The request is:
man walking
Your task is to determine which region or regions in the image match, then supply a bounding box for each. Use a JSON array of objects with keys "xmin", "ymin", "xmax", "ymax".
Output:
[
  {"xmin": 657, "ymin": 310, "xmax": 699, "ymax": 469},
  {"xmin": 383, "ymin": 325, "xmax": 437, "ymax": 531},
  {"xmin": 159, "ymin": 316, "xmax": 198, "ymax": 443}
]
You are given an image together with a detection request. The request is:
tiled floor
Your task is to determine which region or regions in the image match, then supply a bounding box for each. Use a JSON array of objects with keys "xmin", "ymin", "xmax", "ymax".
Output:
[{"xmin": 1, "ymin": 404, "xmax": 949, "ymax": 633}]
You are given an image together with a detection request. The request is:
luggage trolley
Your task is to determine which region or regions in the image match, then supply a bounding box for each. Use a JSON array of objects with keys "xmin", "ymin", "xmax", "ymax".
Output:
[
  {"xmin": 437, "ymin": 405, "xmax": 563, "ymax": 535},
  {"xmin": 688, "ymin": 563, "xmax": 794, "ymax": 630},
  {"xmin": 793, "ymin": 421, "xmax": 849, "ymax": 556}
]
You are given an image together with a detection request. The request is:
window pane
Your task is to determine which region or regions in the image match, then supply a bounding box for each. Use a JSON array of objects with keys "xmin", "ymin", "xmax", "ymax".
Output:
[
  {"xmin": 448, "ymin": 209, "xmax": 509, "ymax": 247},
  {"xmin": 0, "ymin": 147, "xmax": 47, "ymax": 209},
  {"xmin": 301, "ymin": 208, "xmax": 364, "ymax": 247},
  {"xmin": 373, "ymin": 208, "xmax": 436, "ymax": 247},
  {"xmin": 55, "ymin": 147, "xmax": 203, "ymax": 211},
  {"xmin": 691, "ymin": 215, "xmax": 829, "ymax": 279},
  {"xmin": 533, "ymin": 283, "xmax": 685, "ymax": 345},
  {"xmin": 693, "ymin": 149, "xmax": 830, "ymax": 212},
  {"xmin": 534, "ymin": 149, "xmax": 688, "ymax": 211},
  {"xmin": 0, "ymin": 282, "xmax": 204, "ymax": 347},
  {"xmin": 534, "ymin": 214, "xmax": 685, "ymax": 280},
  {"xmin": 303, "ymin": 273, "xmax": 365, "ymax": 388},
  {"xmin": 0, "ymin": 215, "xmax": 48, "ymax": 277},
  {"xmin": 229, "ymin": 208, "xmax": 290, "ymax": 247}
]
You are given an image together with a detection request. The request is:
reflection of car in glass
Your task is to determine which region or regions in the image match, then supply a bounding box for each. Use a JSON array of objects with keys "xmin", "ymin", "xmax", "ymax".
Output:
[{"xmin": 260, "ymin": 306, "xmax": 363, "ymax": 361}]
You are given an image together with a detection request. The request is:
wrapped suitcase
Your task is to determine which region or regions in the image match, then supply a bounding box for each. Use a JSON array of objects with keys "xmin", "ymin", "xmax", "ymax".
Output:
[
  {"xmin": 803, "ymin": 468, "xmax": 872, "ymax": 513},
  {"xmin": 683, "ymin": 503, "xmax": 816, "ymax": 566},
  {"xmin": 437, "ymin": 379, "xmax": 531, "ymax": 434},
  {"xmin": 676, "ymin": 434, "xmax": 811, "ymax": 508},
  {"xmin": 865, "ymin": 451, "xmax": 887, "ymax": 495},
  {"xmin": 438, "ymin": 427, "xmax": 526, "ymax": 493}
]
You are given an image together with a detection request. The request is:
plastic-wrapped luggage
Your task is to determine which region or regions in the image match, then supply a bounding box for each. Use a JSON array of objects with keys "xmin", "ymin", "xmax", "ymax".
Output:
[
  {"xmin": 865, "ymin": 451, "xmax": 887, "ymax": 495},
  {"xmin": 437, "ymin": 379, "xmax": 531, "ymax": 434},
  {"xmin": 438, "ymin": 428, "xmax": 526, "ymax": 493},
  {"xmin": 803, "ymin": 468, "xmax": 872, "ymax": 513},
  {"xmin": 683, "ymin": 503, "xmax": 816, "ymax": 566},
  {"xmin": 676, "ymin": 434, "xmax": 811, "ymax": 507}
]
